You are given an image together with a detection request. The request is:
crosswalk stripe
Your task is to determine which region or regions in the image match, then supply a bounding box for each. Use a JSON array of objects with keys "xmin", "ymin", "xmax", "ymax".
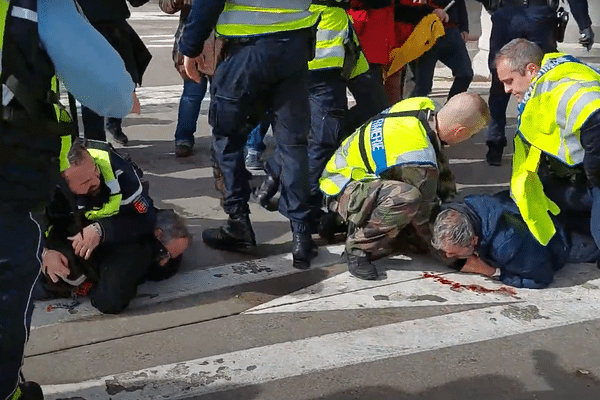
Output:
[{"xmin": 42, "ymin": 286, "xmax": 600, "ymax": 399}]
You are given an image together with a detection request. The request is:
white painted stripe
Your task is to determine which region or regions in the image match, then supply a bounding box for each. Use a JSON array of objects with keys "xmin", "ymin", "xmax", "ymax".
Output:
[
  {"xmin": 31, "ymin": 244, "xmax": 345, "ymax": 329},
  {"xmin": 129, "ymin": 11, "xmax": 179, "ymax": 20},
  {"xmin": 246, "ymin": 261, "xmax": 600, "ymax": 314},
  {"xmin": 42, "ymin": 296, "xmax": 600, "ymax": 399},
  {"xmin": 140, "ymin": 34, "xmax": 175, "ymax": 39},
  {"xmin": 456, "ymin": 182, "xmax": 510, "ymax": 190},
  {"xmin": 449, "ymin": 158, "xmax": 484, "ymax": 164},
  {"xmin": 145, "ymin": 168, "xmax": 215, "ymax": 180}
]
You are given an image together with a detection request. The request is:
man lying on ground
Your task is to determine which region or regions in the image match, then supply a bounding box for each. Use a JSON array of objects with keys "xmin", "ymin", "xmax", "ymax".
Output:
[{"xmin": 432, "ymin": 191, "xmax": 600, "ymax": 288}]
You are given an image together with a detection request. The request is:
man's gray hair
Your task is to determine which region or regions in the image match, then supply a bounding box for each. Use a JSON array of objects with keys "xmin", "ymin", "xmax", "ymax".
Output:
[
  {"xmin": 431, "ymin": 208, "xmax": 476, "ymax": 250},
  {"xmin": 494, "ymin": 38, "xmax": 544, "ymax": 75},
  {"xmin": 66, "ymin": 139, "xmax": 89, "ymax": 167},
  {"xmin": 156, "ymin": 209, "xmax": 190, "ymax": 243}
]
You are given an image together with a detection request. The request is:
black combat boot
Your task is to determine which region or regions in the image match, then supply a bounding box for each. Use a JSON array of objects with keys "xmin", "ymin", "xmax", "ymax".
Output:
[
  {"xmin": 346, "ymin": 253, "xmax": 378, "ymax": 280},
  {"xmin": 256, "ymin": 174, "xmax": 279, "ymax": 210},
  {"xmin": 202, "ymin": 214, "xmax": 256, "ymax": 251},
  {"xmin": 485, "ymin": 140, "xmax": 504, "ymax": 167},
  {"xmin": 12, "ymin": 381, "xmax": 44, "ymax": 400},
  {"xmin": 292, "ymin": 232, "xmax": 318, "ymax": 270}
]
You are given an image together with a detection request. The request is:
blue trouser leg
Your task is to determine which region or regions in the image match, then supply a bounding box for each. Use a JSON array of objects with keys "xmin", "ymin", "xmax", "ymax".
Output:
[
  {"xmin": 488, "ymin": 6, "xmax": 557, "ymax": 146},
  {"xmin": 209, "ymin": 29, "xmax": 313, "ymax": 232},
  {"xmin": 590, "ymin": 187, "xmax": 600, "ymax": 249},
  {"xmin": 246, "ymin": 113, "xmax": 272, "ymax": 153},
  {"xmin": 438, "ymin": 28, "xmax": 473, "ymax": 99},
  {"xmin": 307, "ymin": 69, "xmax": 348, "ymax": 214},
  {"xmin": 566, "ymin": 0, "xmax": 592, "ymax": 31},
  {"xmin": 410, "ymin": 41, "xmax": 438, "ymax": 98},
  {"xmin": 0, "ymin": 212, "xmax": 42, "ymax": 399},
  {"xmin": 346, "ymin": 64, "xmax": 388, "ymax": 136},
  {"xmin": 81, "ymin": 106, "xmax": 106, "ymax": 141},
  {"xmin": 175, "ymin": 77, "xmax": 208, "ymax": 147}
]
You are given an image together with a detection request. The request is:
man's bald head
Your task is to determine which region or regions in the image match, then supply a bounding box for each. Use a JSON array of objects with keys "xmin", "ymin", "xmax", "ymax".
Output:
[{"xmin": 436, "ymin": 92, "xmax": 491, "ymax": 145}]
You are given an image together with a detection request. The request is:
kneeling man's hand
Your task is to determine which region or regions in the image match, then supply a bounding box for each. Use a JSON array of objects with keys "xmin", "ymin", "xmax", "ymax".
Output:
[
  {"xmin": 69, "ymin": 224, "xmax": 102, "ymax": 260},
  {"xmin": 42, "ymin": 250, "xmax": 71, "ymax": 283}
]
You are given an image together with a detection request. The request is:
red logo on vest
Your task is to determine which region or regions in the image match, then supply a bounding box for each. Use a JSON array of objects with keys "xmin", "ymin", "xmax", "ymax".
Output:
[{"xmin": 133, "ymin": 196, "xmax": 149, "ymax": 214}]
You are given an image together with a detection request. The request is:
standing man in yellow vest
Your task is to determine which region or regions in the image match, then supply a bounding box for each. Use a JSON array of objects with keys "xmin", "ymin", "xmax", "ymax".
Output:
[
  {"xmin": 255, "ymin": 1, "xmax": 385, "ymax": 232},
  {"xmin": 495, "ymin": 38, "xmax": 600, "ymax": 249},
  {"xmin": 319, "ymin": 93, "xmax": 490, "ymax": 279},
  {"xmin": 180, "ymin": 1, "xmax": 320, "ymax": 270}
]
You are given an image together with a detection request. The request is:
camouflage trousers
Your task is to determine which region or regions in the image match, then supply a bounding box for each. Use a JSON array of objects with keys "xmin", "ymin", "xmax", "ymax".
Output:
[{"xmin": 328, "ymin": 179, "xmax": 422, "ymax": 260}]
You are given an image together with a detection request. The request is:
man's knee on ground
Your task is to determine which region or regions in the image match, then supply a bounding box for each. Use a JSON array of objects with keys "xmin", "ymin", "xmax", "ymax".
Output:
[{"xmin": 90, "ymin": 291, "xmax": 132, "ymax": 314}]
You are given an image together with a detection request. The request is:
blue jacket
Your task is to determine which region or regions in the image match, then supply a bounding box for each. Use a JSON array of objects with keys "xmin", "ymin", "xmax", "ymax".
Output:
[{"xmin": 451, "ymin": 192, "xmax": 570, "ymax": 289}]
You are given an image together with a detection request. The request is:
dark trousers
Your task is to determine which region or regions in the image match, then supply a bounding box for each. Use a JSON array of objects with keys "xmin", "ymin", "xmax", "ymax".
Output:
[
  {"xmin": 487, "ymin": 5, "xmax": 557, "ymax": 146},
  {"xmin": 307, "ymin": 69, "xmax": 349, "ymax": 213},
  {"xmin": 89, "ymin": 238, "xmax": 154, "ymax": 314},
  {"xmin": 346, "ymin": 64, "xmax": 388, "ymax": 136},
  {"xmin": 411, "ymin": 27, "xmax": 473, "ymax": 100},
  {"xmin": 81, "ymin": 106, "xmax": 122, "ymax": 141},
  {"xmin": 542, "ymin": 179, "xmax": 600, "ymax": 252},
  {"xmin": 209, "ymin": 28, "xmax": 313, "ymax": 232},
  {"xmin": 0, "ymin": 212, "xmax": 42, "ymax": 399}
]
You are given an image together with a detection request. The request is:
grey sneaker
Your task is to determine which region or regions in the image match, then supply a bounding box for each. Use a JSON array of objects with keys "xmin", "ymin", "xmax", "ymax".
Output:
[
  {"xmin": 245, "ymin": 150, "xmax": 263, "ymax": 170},
  {"xmin": 108, "ymin": 128, "xmax": 128, "ymax": 145}
]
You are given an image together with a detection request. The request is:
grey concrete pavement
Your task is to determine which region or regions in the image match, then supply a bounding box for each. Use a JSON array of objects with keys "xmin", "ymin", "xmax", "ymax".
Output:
[{"xmin": 23, "ymin": 2, "xmax": 600, "ymax": 399}]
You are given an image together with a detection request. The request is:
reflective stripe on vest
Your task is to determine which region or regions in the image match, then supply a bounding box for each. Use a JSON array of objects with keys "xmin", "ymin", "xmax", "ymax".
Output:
[
  {"xmin": 85, "ymin": 146, "xmax": 122, "ymax": 220},
  {"xmin": 308, "ymin": 5, "xmax": 347, "ymax": 70},
  {"xmin": 320, "ymin": 97, "xmax": 438, "ymax": 197},
  {"xmin": 518, "ymin": 53, "xmax": 600, "ymax": 166},
  {"xmin": 216, "ymin": 0, "xmax": 318, "ymax": 37}
]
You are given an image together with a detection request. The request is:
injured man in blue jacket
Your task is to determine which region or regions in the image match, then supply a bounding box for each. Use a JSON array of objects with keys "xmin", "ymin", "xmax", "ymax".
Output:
[{"xmin": 431, "ymin": 191, "xmax": 600, "ymax": 289}]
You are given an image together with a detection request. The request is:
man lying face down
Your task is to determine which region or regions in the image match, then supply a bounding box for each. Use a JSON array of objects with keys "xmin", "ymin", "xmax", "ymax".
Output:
[{"xmin": 432, "ymin": 191, "xmax": 600, "ymax": 289}]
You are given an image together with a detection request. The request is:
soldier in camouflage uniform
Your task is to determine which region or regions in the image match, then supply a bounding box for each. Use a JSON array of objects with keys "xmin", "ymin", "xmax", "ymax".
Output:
[{"xmin": 319, "ymin": 93, "xmax": 491, "ymax": 280}]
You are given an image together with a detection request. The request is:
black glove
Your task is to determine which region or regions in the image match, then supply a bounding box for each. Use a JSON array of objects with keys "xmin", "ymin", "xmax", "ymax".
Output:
[{"xmin": 579, "ymin": 26, "xmax": 595, "ymax": 51}]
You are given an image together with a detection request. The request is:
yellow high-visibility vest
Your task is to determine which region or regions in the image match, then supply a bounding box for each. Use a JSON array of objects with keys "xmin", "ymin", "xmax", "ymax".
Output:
[
  {"xmin": 216, "ymin": 0, "xmax": 319, "ymax": 37},
  {"xmin": 511, "ymin": 53, "xmax": 600, "ymax": 245},
  {"xmin": 320, "ymin": 97, "xmax": 438, "ymax": 197}
]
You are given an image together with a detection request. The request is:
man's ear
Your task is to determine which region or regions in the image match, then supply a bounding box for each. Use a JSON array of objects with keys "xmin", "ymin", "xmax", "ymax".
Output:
[
  {"xmin": 472, "ymin": 236, "xmax": 478, "ymax": 247},
  {"xmin": 154, "ymin": 228, "xmax": 162, "ymax": 240},
  {"xmin": 526, "ymin": 62, "xmax": 539, "ymax": 77}
]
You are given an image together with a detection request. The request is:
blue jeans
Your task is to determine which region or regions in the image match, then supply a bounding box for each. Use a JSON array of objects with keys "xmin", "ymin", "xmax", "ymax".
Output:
[
  {"xmin": 175, "ymin": 77, "xmax": 208, "ymax": 147},
  {"xmin": 567, "ymin": 0, "xmax": 592, "ymax": 31},
  {"xmin": 0, "ymin": 212, "xmax": 42, "ymax": 399},
  {"xmin": 246, "ymin": 114, "xmax": 272, "ymax": 154},
  {"xmin": 411, "ymin": 27, "xmax": 473, "ymax": 99},
  {"xmin": 346, "ymin": 63, "xmax": 388, "ymax": 136},
  {"xmin": 487, "ymin": 6, "xmax": 557, "ymax": 146},
  {"xmin": 209, "ymin": 28, "xmax": 314, "ymax": 233}
]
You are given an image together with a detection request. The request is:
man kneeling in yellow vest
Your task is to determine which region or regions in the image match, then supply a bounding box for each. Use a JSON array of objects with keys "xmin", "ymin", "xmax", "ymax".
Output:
[
  {"xmin": 319, "ymin": 93, "xmax": 491, "ymax": 280},
  {"xmin": 494, "ymin": 38, "xmax": 600, "ymax": 251}
]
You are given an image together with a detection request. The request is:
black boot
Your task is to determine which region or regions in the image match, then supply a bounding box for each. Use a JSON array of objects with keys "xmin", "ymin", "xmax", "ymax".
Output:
[
  {"xmin": 13, "ymin": 381, "xmax": 44, "ymax": 400},
  {"xmin": 292, "ymin": 232, "xmax": 318, "ymax": 270},
  {"xmin": 256, "ymin": 175, "xmax": 279, "ymax": 211},
  {"xmin": 486, "ymin": 141, "xmax": 504, "ymax": 167},
  {"xmin": 346, "ymin": 253, "xmax": 378, "ymax": 280},
  {"xmin": 202, "ymin": 214, "xmax": 256, "ymax": 251}
]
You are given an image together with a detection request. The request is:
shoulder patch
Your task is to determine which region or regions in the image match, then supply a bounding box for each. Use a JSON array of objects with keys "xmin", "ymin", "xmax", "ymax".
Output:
[{"xmin": 133, "ymin": 196, "xmax": 150, "ymax": 214}]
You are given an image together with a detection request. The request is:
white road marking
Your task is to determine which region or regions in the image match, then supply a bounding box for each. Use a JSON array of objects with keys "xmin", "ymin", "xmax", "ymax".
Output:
[
  {"xmin": 129, "ymin": 11, "xmax": 178, "ymax": 21},
  {"xmin": 31, "ymin": 244, "xmax": 345, "ymax": 329},
  {"xmin": 42, "ymin": 268, "xmax": 600, "ymax": 399}
]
